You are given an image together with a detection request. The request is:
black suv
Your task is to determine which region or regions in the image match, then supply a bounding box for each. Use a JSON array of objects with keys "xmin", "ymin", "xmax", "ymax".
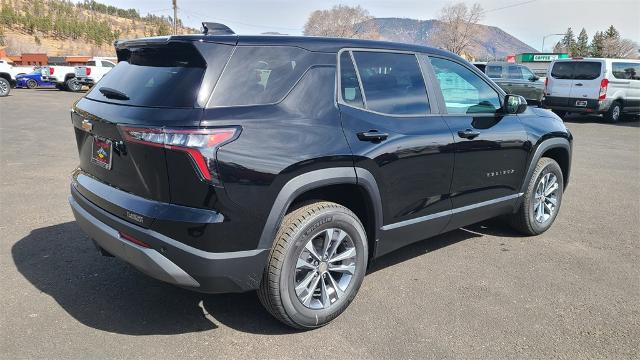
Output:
[{"xmin": 69, "ymin": 33, "xmax": 572, "ymax": 329}]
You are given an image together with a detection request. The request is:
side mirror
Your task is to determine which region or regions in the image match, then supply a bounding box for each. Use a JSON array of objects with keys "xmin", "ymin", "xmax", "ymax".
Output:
[
  {"xmin": 529, "ymin": 75, "xmax": 539, "ymax": 82},
  {"xmin": 505, "ymin": 94, "xmax": 527, "ymax": 114}
]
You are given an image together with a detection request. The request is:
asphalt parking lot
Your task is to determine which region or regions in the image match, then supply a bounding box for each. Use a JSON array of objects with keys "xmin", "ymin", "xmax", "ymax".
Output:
[{"xmin": 1, "ymin": 88, "xmax": 639, "ymax": 359}]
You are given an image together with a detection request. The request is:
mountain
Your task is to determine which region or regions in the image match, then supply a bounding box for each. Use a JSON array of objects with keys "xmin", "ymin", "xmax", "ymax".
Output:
[
  {"xmin": 0, "ymin": 0, "xmax": 197, "ymax": 57},
  {"xmin": 366, "ymin": 18, "xmax": 538, "ymax": 59}
]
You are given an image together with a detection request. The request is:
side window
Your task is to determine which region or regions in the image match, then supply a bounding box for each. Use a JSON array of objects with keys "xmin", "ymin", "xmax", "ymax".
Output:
[
  {"xmin": 211, "ymin": 46, "xmax": 313, "ymax": 107},
  {"xmin": 486, "ymin": 65, "xmax": 503, "ymax": 78},
  {"xmin": 521, "ymin": 66, "xmax": 535, "ymax": 80},
  {"xmin": 612, "ymin": 62, "xmax": 640, "ymax": 80},
  {"xmin": 429, "ymin": 57, "xmax": 502, "ymax": 115},
  {"xmin": 351, "ymin": 51, "xmax": 429, "ymax": 115},
  {"xmin": 508, "ymin": 66, "xmax": 523, "ymax": 80},
  {"xmin": 102, "ymin": 61, "xmax": 115, "ymax": 68},
  {"xmin": 86, "ymin": 61, "xmax": 96, "ymax": 66},
  {"xmin": 339, "ymin": 52, "xmax": 364, "ymax": 108}
]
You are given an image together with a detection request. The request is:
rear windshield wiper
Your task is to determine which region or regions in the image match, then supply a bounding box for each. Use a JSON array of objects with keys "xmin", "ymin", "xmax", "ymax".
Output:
[{"xmin": 99, "ymin": 87, "xmax": 130, "ymax": 100}]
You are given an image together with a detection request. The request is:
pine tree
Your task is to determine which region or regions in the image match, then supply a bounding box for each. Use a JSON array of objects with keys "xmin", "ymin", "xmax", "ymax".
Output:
[
  {"xmin": 575, "ymin": 28, "xmax": 589, "ymax": 57},
  {"xmin": 590, "ymin": 31, "xmax": 605, "ymax": 57},
  {"xmin": 604, "ymin": 25, "xmax": 620, "ymax": 40},
  {"xmin": 558, "ymin": 27, "xmax": 576, "ymax": 55}
]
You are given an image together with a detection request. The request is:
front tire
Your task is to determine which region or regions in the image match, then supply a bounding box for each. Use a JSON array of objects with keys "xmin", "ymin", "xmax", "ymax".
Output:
[
  {"xmin": 258, "ymin": 201, "xmax": 368, "ymax": 329},
  {"xmin": 552, "ymin": 110, "xmax": 567, "ymax": 118},
  {"xmin": 509, "ymin": 157, "xmax": 564, "ymax": 235},
  {"xmin": 26, "ymin": 79, "xmax": 38, "ymax": 89}
]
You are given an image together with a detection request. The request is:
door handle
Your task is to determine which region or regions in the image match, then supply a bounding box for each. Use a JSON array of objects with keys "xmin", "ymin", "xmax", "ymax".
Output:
[
  {"xmin": 458, "ymin": 129, "xmax": 481, "ymax": 139},
  {"xmin": 574, "ymin": 83, "xmax": 583, "ymax": 86},
  {"xmin": 357, "ymin": 130, "xmax": 388, "ymax": 142}
]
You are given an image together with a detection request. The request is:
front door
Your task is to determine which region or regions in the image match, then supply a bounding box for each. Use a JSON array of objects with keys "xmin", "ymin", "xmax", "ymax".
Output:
[
  {"xmin": 428, "ymin": 56, "xmax": 530, "ymax": 230},
  {"xmin": 337, "ymin": 50, "xmax": 455, "ymax": 256}
]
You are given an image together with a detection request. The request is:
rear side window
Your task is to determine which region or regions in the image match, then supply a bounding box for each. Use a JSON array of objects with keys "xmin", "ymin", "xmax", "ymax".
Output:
[
  {"xmin": 339, "ymin": 52, "xmax": 364, "ymax": 108},
  {"xmin": 573, "ymin": 62, "xmax": 601, "ymax": 80},
  {"xmin": 612, "ymin": 62, "xmax": 640, "ymax": 80},
  {"xmin": 486, "ymin": 65, "xmax": 503, "ymax": 78},
  {"xmin": 351, "ymin": 51, "xmax": 429, "ymax": 115},
  {"xmin": 551, "ymin": 62, "xmax": 574, "ymax": 79},
  {"xmin": 210, "ymin": 46, "xmax": 313, "ymax": 107},
  {"xmin": 86, "ymin": 42, "xmax": 208, "ymax": 108}
]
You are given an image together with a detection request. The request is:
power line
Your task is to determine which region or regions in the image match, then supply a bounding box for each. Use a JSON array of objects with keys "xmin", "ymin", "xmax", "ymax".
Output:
[{"xmin": 483, "ymin": 0, "xmax": 538, "ymax": 13}]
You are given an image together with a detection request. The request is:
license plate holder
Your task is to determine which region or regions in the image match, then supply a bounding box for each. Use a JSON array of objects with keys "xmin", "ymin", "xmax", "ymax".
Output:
[
  {"xmin": 575, "ymin": 100, "xmax": 588, "ymax": 107},
  {"xmin": 91, "ymin": 137, "xmax": 113, "ymax": 170}
]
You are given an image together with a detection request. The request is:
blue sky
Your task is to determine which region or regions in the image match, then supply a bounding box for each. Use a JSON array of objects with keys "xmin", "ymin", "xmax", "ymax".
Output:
[{"xmin": 95, "ymin": 0, "xmax": 639, "ymax": 51}]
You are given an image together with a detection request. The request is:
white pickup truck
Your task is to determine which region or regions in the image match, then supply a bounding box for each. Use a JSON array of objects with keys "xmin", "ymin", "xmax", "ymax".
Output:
[
  {"xmin": 0, "ymin": 60, "xmax": 31, "ymax": 96},
  {"xmin": 41, "ymin": 64, "xmax": 82, "ymax": 91},
  {"xmin": 74, "ymin": 59, "xmax": 116, "ymax": 88}
]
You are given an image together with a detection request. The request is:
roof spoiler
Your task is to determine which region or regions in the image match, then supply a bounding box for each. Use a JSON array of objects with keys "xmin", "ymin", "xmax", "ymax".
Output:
[{"xmin": 201, "ymin": 22, "xmax": 235, "ymax": 35}]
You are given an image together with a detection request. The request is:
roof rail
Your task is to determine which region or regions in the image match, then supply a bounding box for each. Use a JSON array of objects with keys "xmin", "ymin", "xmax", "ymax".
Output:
[{"xmin": 202, "ymin": 22, "xmax": 235, "ymax": 35}]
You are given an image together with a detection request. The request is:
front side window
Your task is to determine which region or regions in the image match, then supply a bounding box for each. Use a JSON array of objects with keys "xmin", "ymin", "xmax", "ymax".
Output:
[
  {"xmin": 339, "ymin": 52, "xmax": 364, "ymax": 108},
  {"xmin": 612, "ymin": 62, "xmax": 640, "ymax": 80},
  {"xmin": 430, "ymin": 57, "xmax": 502, "ymax": 115},
  {"xmin": 351, "ymin": 51, "xmax": 429, "ymax": 115},
  {"xmin": 102, "ymin": 60, "xmax": 115, "ymax": 68},
  {"xmin": 521, "ymin": 66, "xmax": 536, "ymax": 80},
  {"xmin": 507, "ymin": 66, "xmax": 523, "ymax": 80},
  {"xmin": 211, "ymin": 46, "xmax": 313, "ymax": 107}
]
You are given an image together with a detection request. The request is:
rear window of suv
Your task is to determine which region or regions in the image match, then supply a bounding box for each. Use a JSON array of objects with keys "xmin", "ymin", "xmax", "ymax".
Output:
[
  {"xmin": 86, "ymin": 42, "xmax": 210, "ymax": 108},
  {"xmin": 551, "ymin": 61, "xmax": 602, "ymax": 80}
]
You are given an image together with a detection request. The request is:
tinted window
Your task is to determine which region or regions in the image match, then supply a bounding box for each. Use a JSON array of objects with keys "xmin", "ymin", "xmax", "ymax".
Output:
[
  {"xmin": 86, "ymin": 61, "xmax": 96, "ymax": 66},
  {"xmin": 486, "ymin": 65, "xmax": 503, "ymax": 78},
  {"xmin": 339, "ymin": 52, "xmax": 364, "ymax": 108},
  {"xmin": 102, "ymin": 61, "xmax": 115, "ymax": 68},
  {"xmin": 507, "ymin": 66, "xmax": 523, "ymax": 80},
  {"xmin": 573, "ymin": 62, "xmax": 601, "ymax": 80},
  {"xmin": 551, "ymin": 62, "xmax": 574, "ymax": 79},
  {"xmin": 352, "ymin": 51, "xmax": 429, "ymax": 115},
  {"xmin": 612, "ymin": 62, "xmax": 640, "ymax": 80},
  {"xmin": 473, "ymin": 63, "xmax": 486, "ymax": 72},
  {"xmin": 430, "ymin": 57, "xmax": 501, "ymax": 114},
  {"xmin": 211, "ymin": 46, "xmax": 313, "ymax": 107},
  {"xmin": 86, "ymin": 42, "xmax": 209, "ymax": 108}
]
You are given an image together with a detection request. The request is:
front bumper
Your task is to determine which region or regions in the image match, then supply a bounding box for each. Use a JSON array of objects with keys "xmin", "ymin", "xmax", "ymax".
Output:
[{"xmin": 69, "ymin": 187, "xmax": 269, "ymax": 293}]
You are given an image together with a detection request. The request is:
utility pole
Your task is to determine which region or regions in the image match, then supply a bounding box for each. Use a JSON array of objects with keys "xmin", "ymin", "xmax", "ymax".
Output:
[{"xmin": 172, "ymin": 0, "xmax": 178, "ymax": 34}]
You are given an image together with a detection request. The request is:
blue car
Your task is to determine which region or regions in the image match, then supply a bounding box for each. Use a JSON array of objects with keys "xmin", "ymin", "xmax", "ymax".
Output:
[{"xmin": 16, "ymin": 70, "xmax": 55, "ymax": 89}]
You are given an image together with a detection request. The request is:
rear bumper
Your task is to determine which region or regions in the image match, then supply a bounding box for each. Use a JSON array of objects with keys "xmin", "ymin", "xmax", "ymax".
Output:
[
  {"xmin": 76, "ymin": 77, "xmax": 95, "ymax": 85},
  {"xmin": 542, "ymin": 96, "xmax": 611, "ymax": 113},
  {"xmin": 69, "ymin": 187, "xmax": 269, "ymax": 293}
]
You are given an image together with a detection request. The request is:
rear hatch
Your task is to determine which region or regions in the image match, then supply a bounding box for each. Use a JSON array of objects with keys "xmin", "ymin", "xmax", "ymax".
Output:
[
  {"xmin": 547, "ymin": 61, "xmax": 575, "ymax": 99},
  {"xmin": 568, "ymin": 60, "xmax": 603, "ymax": 100},
  {"xmin": 75, "ymin": 61, "xmax": 94, "ymax": 78},
  {"xmin": 72, "ymin": 39, "xmax": 235, "ymax": 215}
]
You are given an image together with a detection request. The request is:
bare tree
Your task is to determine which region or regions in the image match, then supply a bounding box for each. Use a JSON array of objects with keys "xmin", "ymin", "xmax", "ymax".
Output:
[
  {"xmin": 432, "ymin": 3, "xmax": 483, "ymax": 55},
  {"xmin": 303, "ymin": 5, "xmax": 379, "ymax": 40},
  {"xmin": 602, "ymin": 37, "xmax": 638, "ymax": 58}
]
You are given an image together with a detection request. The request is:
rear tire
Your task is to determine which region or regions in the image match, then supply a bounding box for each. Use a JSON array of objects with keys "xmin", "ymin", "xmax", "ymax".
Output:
[
  {"xmin": 26, "ymin": 79, "xmax": 38, "ymax": 89},
  {"xmin": 258, "ymin": 201, "xmax": 368, "ymax": 329},
  {"xmin": 509, "ymin": 157, "xmax": 564, "ymax": 235},
  {"xmin": 605, "ymin": 101, "xmax": 622, "ymax": 123},
  {"xmin": 0, "ymin": 78, "xmax": 10, "ymax": 97},
  {"xmin": 65, "ymin": 77, "xmax": 81, "ymax": 92}
]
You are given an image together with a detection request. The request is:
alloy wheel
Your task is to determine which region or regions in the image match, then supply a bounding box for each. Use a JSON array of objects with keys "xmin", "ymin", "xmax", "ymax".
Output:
[
  {"xmin": 533, "ymin": 172, "xmax": 559, "ymax": 223},
  {"xmin": 0, "ymin": 80, "xmax": 8, "ymax": 96},
  {"xmin": 612, "ymin": 105, "xmax": 620, "ymax": 121},
  {"xmin": 294, "ymin": 228, "xmax": 357, "ymax": 310}
]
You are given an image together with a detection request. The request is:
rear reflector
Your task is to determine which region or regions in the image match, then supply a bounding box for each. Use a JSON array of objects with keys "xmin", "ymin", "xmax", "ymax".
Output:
[
  {"xmin": 119, "ymin": 231, "xmax": 151, "ymax": 248},
  {"xmin": 119, "ymin": 126, "xmax": 239, "ymax": 183}
]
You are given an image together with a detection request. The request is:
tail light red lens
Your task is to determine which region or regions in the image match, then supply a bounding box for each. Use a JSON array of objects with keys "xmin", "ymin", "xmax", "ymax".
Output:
[
  {"xmin": 49, "ymin": 67, "xmax": 54, "ymax": 75},
  {"xmin": 119, "ymin": 231, "xmax": 150, "ymax": 248},
  {"xmin": 598, "ymin": 78, "xmax": 609, "ymax": 100},
  {"xmin": 119, "ymin": 126, "xmax": 239, "ymax": 183},
  {"xmin": 86, "ymin": 67, "xmax": 91, "ymax": 76}
]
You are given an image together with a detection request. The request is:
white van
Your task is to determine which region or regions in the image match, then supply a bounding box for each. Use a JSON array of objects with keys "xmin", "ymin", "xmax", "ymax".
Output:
[{"xmin": 543, "ymin": 58, "xmax": 640, "ymax": 122}]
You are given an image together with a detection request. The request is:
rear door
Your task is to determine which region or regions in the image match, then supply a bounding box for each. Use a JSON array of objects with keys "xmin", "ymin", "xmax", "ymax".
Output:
[
  {"xmin": 547, "ymin": 61, "xmax": 575, "ymax": 99},
  {"xmin": 611, "ymin": 61, "xmax": 640, "ymax": 112},
  {"xmin": 338, "ymin": 49, "xmax": 454, "ymax": 256},
  {"xmin": 569, "ymin": 60, "xmax": 603, "ymax": 100},
  {"xmin": 72, "ymin": 41, "xmax": 234, "ymax": 206}
]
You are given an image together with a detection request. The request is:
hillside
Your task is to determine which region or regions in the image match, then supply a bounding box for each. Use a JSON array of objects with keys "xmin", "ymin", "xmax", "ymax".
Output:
[
  {"xmin": 0, "ymin": 0, "xmax": 197, "ymax": 57},
  {"xmin": 366, "ymin": 18, "xmax": 537, "ymax": 59}
]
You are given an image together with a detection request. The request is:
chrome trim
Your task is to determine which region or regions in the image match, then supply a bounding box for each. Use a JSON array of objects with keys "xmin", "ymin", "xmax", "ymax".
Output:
[{"xmin": 381, "ymin": 193, "xmax": 523, "ymax": 231}]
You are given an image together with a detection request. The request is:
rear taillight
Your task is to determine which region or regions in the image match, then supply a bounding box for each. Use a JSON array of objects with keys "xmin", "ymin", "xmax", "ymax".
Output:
[
  {"xmin": 86, "ymin": 67, "xmax": 91, "ymax": 76},
  {"xmin": 119, "ymin": 126, "xmax": 239, "ymax": 183},
  {"xmin": 598, "ymin": 78, "xmax": 608, "ymax": 100},
  {"xmin": 49, "ymin": 67, "xmax": 54, "ymax": 75}
]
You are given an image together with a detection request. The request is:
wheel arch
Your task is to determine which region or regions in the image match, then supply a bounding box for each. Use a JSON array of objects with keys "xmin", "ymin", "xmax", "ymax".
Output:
[
  {"xmin": 257, "ymin": 167, "xmax": 383, "ymax": 259},
  {"xmin": 521, "ymin": 137, "xmax": 572, "ymax": 194},
  {"xmin": 0, "ymin": 72, "xmax": 11, "ymax": 81}
]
